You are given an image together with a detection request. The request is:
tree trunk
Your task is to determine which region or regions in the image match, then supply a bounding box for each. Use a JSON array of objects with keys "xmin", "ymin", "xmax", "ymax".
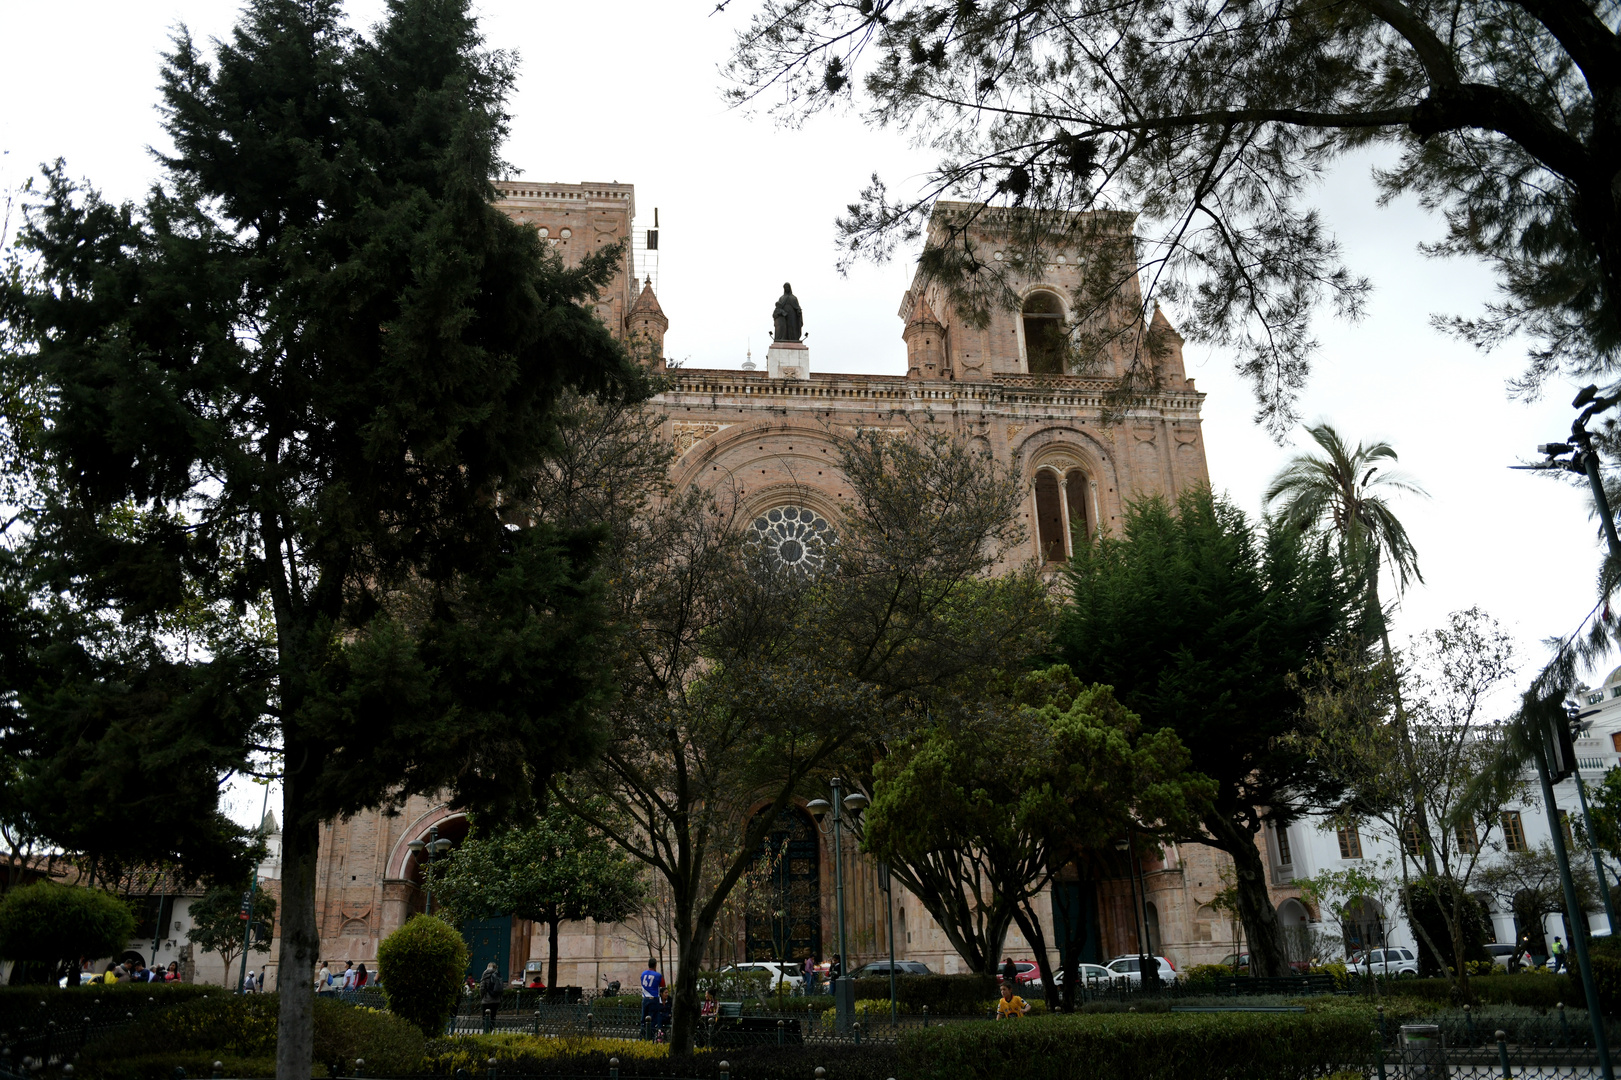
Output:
[
  {"xmin": 275, "ymin": 740, "xmax": 319, "ymax": 1080},
  {"xmin": 547, "ymin": 916, "xmax": 559, "ymax": 990},
  {"xmin": 1212, "ymin": 815, "xmax": 1291, "ymax": 977},
  {"xmin": 668, "ymin": 916, "xmax": 706, "ymax": 1056},
  {"xmin": 1010, "ymin": 897, "xmax": 1059, "ymax": 1011}
]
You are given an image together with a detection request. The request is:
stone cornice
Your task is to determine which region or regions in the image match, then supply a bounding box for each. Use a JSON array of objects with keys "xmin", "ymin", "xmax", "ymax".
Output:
[{"xmin": 657, "ymin": 369, "xmax": 1204, "ymax": 419}]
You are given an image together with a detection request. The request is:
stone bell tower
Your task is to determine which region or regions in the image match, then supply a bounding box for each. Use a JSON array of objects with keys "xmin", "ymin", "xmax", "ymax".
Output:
[{"xmin": 626, "ymin": 277, "xmax": 668, "ymax": 366}]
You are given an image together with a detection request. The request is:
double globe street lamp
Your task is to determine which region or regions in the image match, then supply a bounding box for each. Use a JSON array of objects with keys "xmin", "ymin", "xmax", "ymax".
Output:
[
  {"xmin": 408, "ymin": 827, "xmax": 454, "ymax": 915},
  {"xmin": 807, "ymin": 778, "xmax": 868, "ymax": 1032}
]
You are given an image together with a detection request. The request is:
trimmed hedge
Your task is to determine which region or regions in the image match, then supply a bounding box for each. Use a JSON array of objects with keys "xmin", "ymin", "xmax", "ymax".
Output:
[
  {"xmin": 900, "ymin": 1010, "xmax": 1380, "ymax": 1080},
  {"xmin": 1395, "ymin": 973, "xmax": 1582, "ymax": 1009},
  {"xmin": 420, "ymin": 1036, "xmax": 901, "ymax": 1079},
  {"xmin": 850, "ymin": 973, "xmax": 998, "ymax": 1014},
  {"xmin": 71, "ymin": 992, "xmax": 425, "ymax": 1080},
  {"xmin": 0, "ymin": 982, "xmax": 227, "ymax": 1031}
]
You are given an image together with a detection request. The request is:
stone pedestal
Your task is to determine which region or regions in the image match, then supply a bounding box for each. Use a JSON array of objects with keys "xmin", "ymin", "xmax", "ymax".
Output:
[{"xmin": 767, "ymin": 340, "xmax": 810, "ymax": 380}]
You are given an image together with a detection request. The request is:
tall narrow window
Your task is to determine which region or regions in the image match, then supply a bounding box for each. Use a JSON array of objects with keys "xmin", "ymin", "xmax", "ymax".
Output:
[
  {"xmin": 1457, "ymin": 819, "xmax": 1479, "ymax": 855},
  {"xmin": 1501, "ymin": 810, "xmax": 1528, "ymax": 852},
  {"xmin": 1034, "ymin": 470, "xmax": 1066, "ymax": 562},
  {"xmin": 1275, "ymin": 826, "xmax": 1293, "ymax": 866},
  {"xmin": 1064, "ymin": 469, "xmax": 1091, "ymax": 545},
  {"xmin": 1402, "ymin": 819, "xmax": 1424, "ymax": 857},
  {"xmin": 1337, "ymin": 824, "xmax": 1363, "ymax": 860},
  {"xmin": 1022, "ymin": 291, "xmax": 1066, "ymax": 374}
]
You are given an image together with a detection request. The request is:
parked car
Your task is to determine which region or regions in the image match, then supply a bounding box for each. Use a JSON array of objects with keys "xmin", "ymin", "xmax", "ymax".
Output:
[
  {"xmin": 1353, "ymin": 947, "xmax": 1418, "ymax": 977},
  {"xmin": 1217, "ymin": 953, "xmax": 1249, "ymax": 969},
  {"xmin": 851, "ymin": 960, "xmax": 932, "ymax": 977},
  {"xmin": 1486, "ymin": 944, "xmax": 1518, "ymax": 970},
  {"xmin": 1050, "ymin": 963, "xmax": 1116, "ymax": 988},
  {"xmin": 716, "ymin": 962, "xmax": 803, "ymax": 991},
  {"xmin": 995, "ymin": 960, "xmax": 1045, "ymax": 986},
  {"xmin": 1105, "ymin": 955, "xmax": 1179, "ymax": 985}
]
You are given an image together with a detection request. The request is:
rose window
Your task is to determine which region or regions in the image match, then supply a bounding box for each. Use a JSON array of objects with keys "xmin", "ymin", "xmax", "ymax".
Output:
[{"xmin": 747, "ymin": 506, "xmax": 835, "ymax": 573}]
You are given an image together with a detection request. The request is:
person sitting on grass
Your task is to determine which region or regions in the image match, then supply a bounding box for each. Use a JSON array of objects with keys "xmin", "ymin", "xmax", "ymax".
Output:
[{"xmin": 996, "ymin": 982, "xmax": 1031, "ymax": 1020}]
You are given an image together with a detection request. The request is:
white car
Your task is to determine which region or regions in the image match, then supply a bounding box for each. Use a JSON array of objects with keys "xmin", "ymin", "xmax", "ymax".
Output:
[
  {"xmin": 1051, "ymin": 962, "xmax": 1116, "ymax": 988},
  {"xmin": 1105, "ymin": 955, "xmax": 1179, "ymax": 985},
  {"xmin": 1354, "ymin": 947, "xmax": 1418, "ymax": 977},
  {"xmin": 717, "ymin": 961, "xmax": 803, "ymax": 992}
]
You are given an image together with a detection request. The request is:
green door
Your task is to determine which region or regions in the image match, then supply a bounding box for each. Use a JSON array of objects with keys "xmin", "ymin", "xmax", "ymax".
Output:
[{"xmin": 462, "ymin": 916, "xmax": 511, "ymax": 982}]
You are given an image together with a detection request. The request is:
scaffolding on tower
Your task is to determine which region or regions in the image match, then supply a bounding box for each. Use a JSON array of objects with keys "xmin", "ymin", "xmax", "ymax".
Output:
[{"xmin": 632, "ymin": 207, "xmax": 661, "ymax": 295}]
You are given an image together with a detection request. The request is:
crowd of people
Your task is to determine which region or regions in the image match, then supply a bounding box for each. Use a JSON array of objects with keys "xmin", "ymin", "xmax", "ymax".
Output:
[
  {"xmin": 72, "ymin": 958, "xmax": 183, "ymax": 985},
  {"xmin": 314, "ymin": 959, "xmax": 371, "ymax": 993}
]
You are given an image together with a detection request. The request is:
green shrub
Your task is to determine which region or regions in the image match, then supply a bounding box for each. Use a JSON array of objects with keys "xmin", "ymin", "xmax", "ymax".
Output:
[
  {"xmin": 1395, "ymin": 973, "xmax": 1582, "ymax": 1009},
  {"xmin": 0, "ymin": 982, "xmax": 228, "ymax": 1030},
  {"xmin": 1401, "ymin": 878, "xmax": 1492, "ymax": 978},
  {"xmin": 377, "ymin": 914, "xmax": 468, "ymax": 1037},
  {"xmin": 0, "ymin": 883, "xmax": 137, "ymax": 979},
  {"xmin": 423, "ymin": 1033, "xmax": 669, "ymax": 1071},
  {"xmin": 73, "ymin": 993, "xmax": 425, "ymax": 1079},
  {"xmin": 1182, "ymin": 963, "xmax": 1235, "ymax": 985},
  {"xmin": 1592, "ymin": 952, "xmax": 1621, "ymax": 1017},
  {"xmin": 902, "ymin": 1010, "xmax": 1379, "ymax": 1080},
  {"xmin": 850, "ymin": 973, "xmax": 998, "ymax": 1014},
  {"xmin": 422, "ymin": 1036, "xmax": 900, "ymax": 1079}
]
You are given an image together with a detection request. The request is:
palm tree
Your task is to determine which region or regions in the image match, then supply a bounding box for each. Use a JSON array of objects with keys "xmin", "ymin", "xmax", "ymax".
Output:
[{"xmin": 1265, "ymin": 423, "xmax": 1434, "ymax": 872}]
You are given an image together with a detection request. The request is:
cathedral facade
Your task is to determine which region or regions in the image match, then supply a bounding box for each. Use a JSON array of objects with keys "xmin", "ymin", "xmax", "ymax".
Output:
[{"xmin": 302, "ymin": 180, "xmax": 1303, "ymax": 991}]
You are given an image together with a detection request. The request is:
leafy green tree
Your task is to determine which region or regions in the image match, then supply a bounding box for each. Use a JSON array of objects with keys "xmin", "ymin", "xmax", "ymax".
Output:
[
  {"xmin": 1053, "ymin": 487, "xmax": 1356, "ymax": 976},
  {"xmin": 1294, "ymin": 607, "xmax": 1522, "ymax": 999},
  {"xmin": 376, "ymin": 914, "xmax": 469, "ymax": 1037},
  {"xmin": 0, "ymin": 882, "xmax": 136, "ymax": 982},
  {"xmin": 1478, "ymin": 844, "xmax": 1600, "ymax": 957},
  {"xmin": 425, "ymin": 803, "xmax": 644, "ymax": 989},
  {"xmin": 185, "ymin": 885, "xmax": 278, "ymax": 981},
  {"xmin": 862, "ymin": 667, "xmax": 1213, "ymax": 1003},
  {"xmin": 726, "ymin": 0, "xmax": 1621, "ymax": 433},
  {"xmin": 563, "ymin": 421, "xmax": 1049, "ymax": 1054},
  {"xmin": 0, "ymin": 0, "xmax": 641, "ymax": 1073}
]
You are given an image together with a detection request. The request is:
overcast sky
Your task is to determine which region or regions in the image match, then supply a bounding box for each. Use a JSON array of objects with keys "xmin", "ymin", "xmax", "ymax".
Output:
[{"xmin": 1, "ymin": 0, "xmax": 1602, "ymax": 824}]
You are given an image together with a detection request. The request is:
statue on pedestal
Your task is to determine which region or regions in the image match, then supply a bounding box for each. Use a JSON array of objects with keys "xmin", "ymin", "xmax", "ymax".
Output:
[{"xmin": 772, "ymin": 283, "xmax": 804, "ymax": 343}]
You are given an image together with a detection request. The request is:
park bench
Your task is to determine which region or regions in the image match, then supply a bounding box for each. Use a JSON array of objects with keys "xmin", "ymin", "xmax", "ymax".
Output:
[{"xmin": 1218, "ymin": 974, "xmax": 1336, "ymax": 996}]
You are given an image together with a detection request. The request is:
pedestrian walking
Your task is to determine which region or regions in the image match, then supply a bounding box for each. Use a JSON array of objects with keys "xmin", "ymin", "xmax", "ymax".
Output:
[
  {"xmin": 639, "ymin": 959, "xmax": 664, "ymax": 1038},
  {"xmin": 479, "ymin": 962, "xmax": 502, "ymax": 1015},
  {"xmin": 341, "ymin": 961, "xmax": 356, "ymax": 990},
  {"xmin": 354, "ymin": 963, "xmax": 369, "ymax": 988},
  {"xmin": 1000, "ymin": 956, "xmax": 1018, "ymax": 985},
  {"xmin": 316, "ymin": 962, "xmax": 332, "ymax": 993},
  {"xmin": 1552, "ymin": 937, "xmax": 1568, "ymax": 973}
]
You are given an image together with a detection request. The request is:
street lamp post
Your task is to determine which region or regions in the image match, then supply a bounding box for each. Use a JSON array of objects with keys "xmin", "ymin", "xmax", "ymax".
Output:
[
  {"xmin": 408, "ymin": 827, "xmax": 454, "ymax": 916},
  {"xmin": 878, "ymin": 861, "xmax": 897, "ymax": 1027},
  {"xmin": 807, "ymin": 780, "xmax": 868, "ymax": 1032}
]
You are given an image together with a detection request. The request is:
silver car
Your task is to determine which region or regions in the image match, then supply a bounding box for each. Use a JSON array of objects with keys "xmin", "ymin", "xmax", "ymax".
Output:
[
  {"xmin": 1354, "ymin": 947, "xmax": 1418, "ymax": 977},
  {"xmin": 1105, "ymin": 955, "xmax": 1179, "ymax": 985}
]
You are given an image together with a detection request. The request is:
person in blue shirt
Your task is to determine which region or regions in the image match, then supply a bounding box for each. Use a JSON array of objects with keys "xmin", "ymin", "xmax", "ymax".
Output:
[{"xmin": 640, "ymin": 959, "xmax": 664, "ymax": 1038}]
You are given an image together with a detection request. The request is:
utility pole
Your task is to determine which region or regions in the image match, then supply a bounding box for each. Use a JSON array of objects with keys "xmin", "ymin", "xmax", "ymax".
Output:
[{"xmin": 1532, "ymin": 725, "xmax": 1613, "ymax": 1080}]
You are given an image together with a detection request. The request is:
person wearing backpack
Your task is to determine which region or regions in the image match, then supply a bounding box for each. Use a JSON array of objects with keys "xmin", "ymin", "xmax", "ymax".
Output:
[{"xmin": 479, "ymin": 962, "xmax": 503, "ymax": 1015}]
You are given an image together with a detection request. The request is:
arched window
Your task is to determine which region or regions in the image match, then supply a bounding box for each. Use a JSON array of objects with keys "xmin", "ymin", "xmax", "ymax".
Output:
[
  {"xmin": 1034, "ymin": 470, "xmax": 1066, "ymax": 562},
  {"xmin": 1022, "ymin": 291, "xmax": 1067, "ymax": 374},
  {"xmin": 1065, "ymin": 469, "xmax": 1090, "ymax": 543},
  {"xmin": 1143, "ymin": 900, "xmax": 1161, "ymax": 956}
]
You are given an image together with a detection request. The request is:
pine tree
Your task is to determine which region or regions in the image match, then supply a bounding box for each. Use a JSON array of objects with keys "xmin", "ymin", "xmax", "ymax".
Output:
[{"xmin": 1, "ymin": 0, "xmax": 642, "ymax": 1073}]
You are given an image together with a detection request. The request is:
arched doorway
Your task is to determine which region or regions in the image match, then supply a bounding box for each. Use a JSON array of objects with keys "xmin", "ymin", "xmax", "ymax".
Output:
[
  {"xmin": 1342, "ymin": 896, "xmax": 1385, "ymax": 957},
  {"xmin": 1276, "ymin": 898, "xmax": 1311, "ymax": 964},
  {"xmin": 743, "ymin": 806, "xmax": 822, "ymax": 964}
]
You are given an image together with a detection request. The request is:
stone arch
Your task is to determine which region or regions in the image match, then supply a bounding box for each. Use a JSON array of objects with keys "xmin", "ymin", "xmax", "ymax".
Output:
[
  {"xmin": 1018, "ymin": 287, "xmax": 1069, "ymax": 375},
  {"xmin": 384, "ymin": 805, "xmax": 471, "ymax": 881},
  {"xmin": 672, "ymin": 419, "xmax": 844, "ymax": 493},
  {"xmin": 1016, "ymin": 430, "xmax": 1115, "ymax": 562},
  {"xmin": 1341, "ymin": 896, "xmax": 1386, "ymax": 956},
  {"xmin": 1276, "ymin": 898, "xmax": 1312, "ymax": 964}
]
